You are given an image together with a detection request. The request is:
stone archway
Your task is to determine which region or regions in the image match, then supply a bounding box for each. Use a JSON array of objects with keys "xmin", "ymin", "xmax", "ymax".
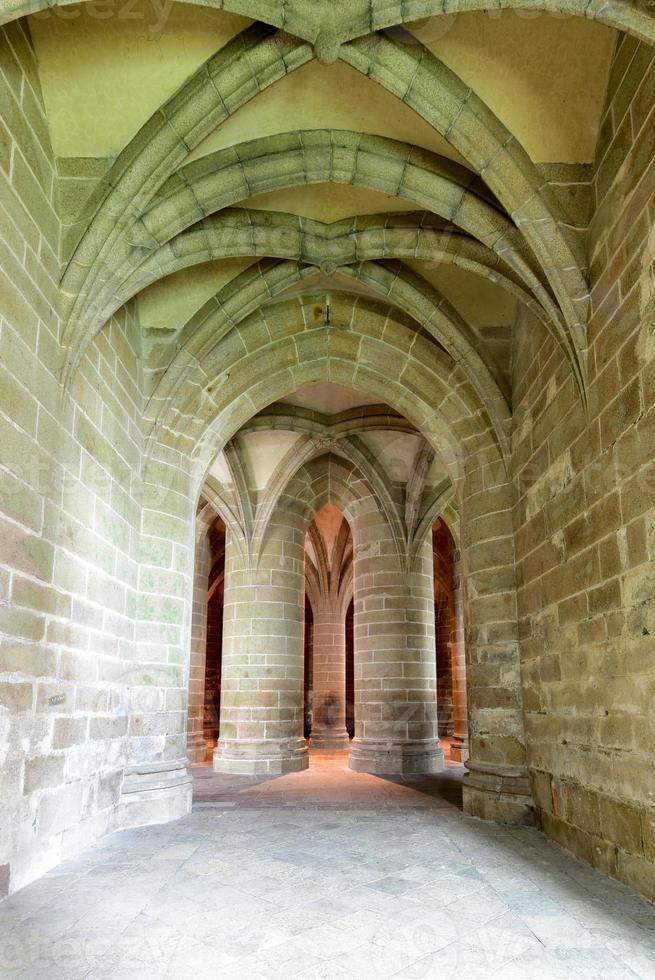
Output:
[{"xmin": 132, "ymin": 299, "xmax": 532, "ymax": 821}]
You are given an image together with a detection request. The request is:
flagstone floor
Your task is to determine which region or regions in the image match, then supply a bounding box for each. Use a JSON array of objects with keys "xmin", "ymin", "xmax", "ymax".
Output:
[{"xmin": 1, "ymin": 751, "xmax": 654, "ymax": 979}]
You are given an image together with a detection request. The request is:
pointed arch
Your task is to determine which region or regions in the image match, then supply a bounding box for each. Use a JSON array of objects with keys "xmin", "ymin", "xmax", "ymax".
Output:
[
  {"xmin": 340, "ymin": 32, "xmax": 589, "ymax": 374},
  {"xmin": 134, "ymin": 132, "xmax": 542, "ymax": 293},
  {"xmin": 249, "ymin": 433, "xmax": 407, "ymax": 566},
  {"xmin": 145, "ymin": 258, "xmax": 511, "ymax": 457},
  {"xmin": 146, "ymin": 297, "xmax": 507, "ymax": 510},
  {"xmin": 59, "ymin": 24, "xmax": 313, "ymax": 377},
  {"xmin": 104, "ymin": 209, "xmax": 553, "ymax": 333}
]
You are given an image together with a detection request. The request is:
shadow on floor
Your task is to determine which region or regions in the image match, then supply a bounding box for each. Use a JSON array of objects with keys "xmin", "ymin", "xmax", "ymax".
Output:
[{"xmin": 192, "ymin": 749, "xmax": 464, "ymax": 811}]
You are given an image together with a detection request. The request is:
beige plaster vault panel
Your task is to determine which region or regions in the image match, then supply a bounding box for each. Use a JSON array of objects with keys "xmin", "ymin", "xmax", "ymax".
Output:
[
  {"xmin": 30, "ymin": 4, "xmax": 614, "ymax": 164},
  {"xmin": 405, "ymin": 259, "xmax": 519, "ymax": 328},
  {"xmin": 29, "ymin": 1, "xmax": 251, "ymax": 157},
  {"xmin": 358, "ymin": 430, "xmax": 426, "ymax": 484},
  {"xmin": 236, "ymin": 431, "xmax": 303, "ymax": 489},
  {"xmin": 241, "ymin": 185, "xmax": 423, "ymax": 224},
  {"xmin": 408, "ymin": 10, "xmax": 615, "ymax": 163},
  {"xmin": 280, "ymin": 383, "xmax": 381, "ymax": 415},
  {"xmin": 187, "ymin": 59, "xmax": 468, "ymax": 167},
  {"xmin": 137, "ymin": 258, "xmax": 257, "ymax": 333}
]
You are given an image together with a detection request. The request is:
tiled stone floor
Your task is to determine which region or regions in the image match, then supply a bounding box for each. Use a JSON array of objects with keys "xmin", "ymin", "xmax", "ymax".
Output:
[
  {"xmin": 193, "ymin": 745, "xmax": 465, "ymax": 809},
  {"xmin": 1, "ymin": 752, "xmax": 654, "ymax": 979}
]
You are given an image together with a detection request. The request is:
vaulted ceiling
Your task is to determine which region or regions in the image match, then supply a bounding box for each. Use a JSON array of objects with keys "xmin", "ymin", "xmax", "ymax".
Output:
[{"xmin": 13, "ymin": 0, "xmax": 631, "ymax": 528}]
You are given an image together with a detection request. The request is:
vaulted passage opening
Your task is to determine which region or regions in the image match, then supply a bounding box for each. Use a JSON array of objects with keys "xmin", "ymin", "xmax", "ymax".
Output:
[
  {"xmin": 304, "ymin": 503, "xmax": 353, "ymax": 752},
  {"xmin": 433, "ymin": 518, "xmax": 469, "ymax": 764},
  {"xmin": 190, "ymin": 500, "xmax": 471, "ymax": 776},
  {"xmin": 187, "ymin": 380, "xmax": 475, "ymax": 785},
  {"xmin": 187, "ymin": 516, "xmax": 225, "ymax": 763}
]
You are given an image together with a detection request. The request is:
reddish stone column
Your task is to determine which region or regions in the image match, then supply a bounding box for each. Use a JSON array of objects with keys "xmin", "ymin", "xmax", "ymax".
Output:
[
  {"xmin": 310, "ymin": 597, "xmax": 350, "ymax": 750},
  {"xmin": 449, "ymin": 552, "xmax": 469, "ymax": 763}
]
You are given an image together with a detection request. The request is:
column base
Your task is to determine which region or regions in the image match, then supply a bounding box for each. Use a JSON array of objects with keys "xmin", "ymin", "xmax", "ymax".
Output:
[
  {"xmin": 462, "ymin": 759, "xmax": 535, "ymax": 825},
  {"xmin": 310, "ymin": 727, "xmax": 351, "ymax": 751},
  {"xmin": 186, "ymin": 733, "xmax": 209, "ymax": 766},
  {"xmin": 213, "ymin": 737, "xmax": 309, "ymax": 775},
  {"xmin": 117, "ymin": 760, "xmax": 192, "ymax": 830},
  {"xmin": 348, "ymin": 738, "xmax": 444, "ymax": 776},
  {"xmin": 448, "ymin": 736, "xmax": 469, "ymax": 764}
]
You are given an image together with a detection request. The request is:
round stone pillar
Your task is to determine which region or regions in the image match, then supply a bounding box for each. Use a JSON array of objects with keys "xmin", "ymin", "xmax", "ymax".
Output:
[
  {"xmin": 213, "ymin": 513, "xmax": 309, "ymax": 775},
  {"xmin": 310, "ymin": 597, "xmax": 350, "ymax": 750},
  {"xmin": 349, "ymin": 508, "xmax": 443, "ymax": 775}
]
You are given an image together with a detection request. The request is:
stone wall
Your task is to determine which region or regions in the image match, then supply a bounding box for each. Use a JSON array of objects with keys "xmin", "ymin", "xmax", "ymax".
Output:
[
  {"xmin": 0, "ymin": 21, "xmax": 162, "ymax": 896},
  {"xmin": 514, "ymin": 33, "xmax": 655, "ymax": 901},
  {"xmin": 0, "ymin": 18, "xmax": 61, "ymax": 897}
]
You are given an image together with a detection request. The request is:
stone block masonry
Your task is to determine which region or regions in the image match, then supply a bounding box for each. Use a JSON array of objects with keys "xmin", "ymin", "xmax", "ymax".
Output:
[
  {"xmin": 348, "ymin": 503, "xmax": 444, "ymax": 775},
  {"xmin": 0, "ymin": 21, "xmax": 190, "ymax": 896},
  {"xmin": 513, "ymin": 33, "xmax": 655, "ymax": 901},
  {"xmin": 213, "ymin": 509, "xmax": 309, "ymax": 775}
]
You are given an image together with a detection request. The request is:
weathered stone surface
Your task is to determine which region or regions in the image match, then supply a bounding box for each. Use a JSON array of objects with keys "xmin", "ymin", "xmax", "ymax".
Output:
[{"xmin": 513, "ymin": 30, "xmax": 655, "ymax": 901}]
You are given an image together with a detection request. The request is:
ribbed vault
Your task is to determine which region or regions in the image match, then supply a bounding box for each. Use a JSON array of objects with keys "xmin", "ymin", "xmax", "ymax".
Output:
[
  {"xmin": 305, "ymin": 510, "xmax": 353, "ymax": 615},
  {"xmin": 46, "ymin": 10, "xmax": 620, "ymax": 812},
  {"xmin": 145, "ymin": 292, "xmax": 503, "ymax": 500},
  {"xmin": 50, "ymin": 18, "xmax": 602, "ymax": 400},
  {"xmin": 109, "ymin": 210, "xmax": 551, "ymax": 336},
  {"xmin": 4, "ymin": 0, "xmax": 655, "ymax": 45},
  {"xmin": 199, "ymin": 401, "xmax": 453, "ymax": 570}
]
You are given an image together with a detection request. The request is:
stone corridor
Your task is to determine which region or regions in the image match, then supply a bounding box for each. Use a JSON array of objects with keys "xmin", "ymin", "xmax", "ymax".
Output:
[
  {"xmin": 1, "ymin": 751, "xmax": 655, "ymax": 979},
  {"xmin": 2, "ymin": 0, "xmax": 655, "ymax": 966}
]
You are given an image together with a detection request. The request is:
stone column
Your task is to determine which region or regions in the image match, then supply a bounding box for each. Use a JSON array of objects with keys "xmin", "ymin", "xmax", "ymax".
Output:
[
  {"xmin": 460, "ymin": 475, "xmax": 533, "ymax": 824},
  {"xmin": 310, "ymin": 596, "xmax": 350, "ymax": 750},
  {"xmin": 349, "ymin": 507, "xmax": 443, "ymax": 775},
  {"xmin": 187, "ymin": 532, "xmax": 210, "ymax": 765},
  {"xmin": 449, "ymin": 551, "xmax": 469, "ymax": 763},
  {"xmin": 435, "ymin": 590, "xmax": 454, "ymax": 736},
  {"xmin": 213, "ymin": 513, "xmax": 309, "ymax": 775}
]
